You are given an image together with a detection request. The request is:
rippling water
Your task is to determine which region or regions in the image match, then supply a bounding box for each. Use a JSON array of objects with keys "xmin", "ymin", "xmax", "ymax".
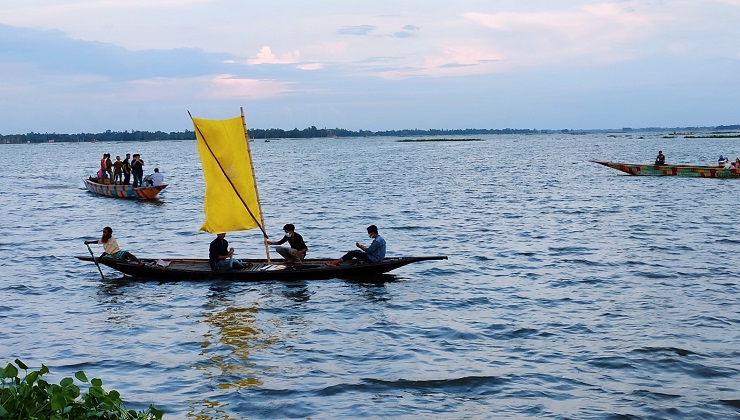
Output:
[{"xmin": 1, "ymin": 133, "xmax": 739, "ymax": 418}]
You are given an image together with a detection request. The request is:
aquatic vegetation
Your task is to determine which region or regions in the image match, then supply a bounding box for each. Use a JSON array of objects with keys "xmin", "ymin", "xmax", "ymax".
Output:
[
  {"xmin": 396, "ymin": 138, "xmax": 482, "ymax": 142},
  {"xmin": 0, "ymin": 359, "xmax": 163, "ymax": 419}
]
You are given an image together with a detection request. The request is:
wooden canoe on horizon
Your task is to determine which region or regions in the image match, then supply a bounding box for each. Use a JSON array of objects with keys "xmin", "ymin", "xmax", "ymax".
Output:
[
  {"xmin": 83, "ymin": 178, "xmax": 168, "ymax": 199},
  {"xmin": 76, "ymin": 255, "xmax": 448, "ymax": 281},
  {"xmin": 591, "ymin": 161, "xmax": 740, "ymax": 178}
]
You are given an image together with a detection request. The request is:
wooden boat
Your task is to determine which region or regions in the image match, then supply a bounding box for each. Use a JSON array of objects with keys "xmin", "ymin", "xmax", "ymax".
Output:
[
  {"xmin": 75, "ymin": 256, "xmax": 448, "ymax": 281},
  {"xmin": 591, "ymin": 161, "xmax": 740, "ymax": 178},
  {"xmin": 83, "ymin": 178, "xmax": 168, "ymax": 199},
  {"xmin": 79, "ymin": 109, "xmax": 446, "ymax": 281}
]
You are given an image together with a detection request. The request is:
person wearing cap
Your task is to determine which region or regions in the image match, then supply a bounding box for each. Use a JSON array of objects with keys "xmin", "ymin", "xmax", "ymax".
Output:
[
  {"xmin": 209, "ymin": 232, "xmax": 246, "ymax": 270},
  {"xmin": 267, "ymin": 224, "xmax": 308, "ymax": 264}
]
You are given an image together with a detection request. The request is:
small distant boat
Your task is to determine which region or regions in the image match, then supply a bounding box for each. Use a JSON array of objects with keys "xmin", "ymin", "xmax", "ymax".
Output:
[
  {"xmin": 83, "ymin": 178, "xmax": 168, "ymax": 199},
  {"xmin": 591, "ymin": 161, "xmax": 740, "ymax": 178},
  {"xmin": 75, "ymin": 256, "xmax": 448, "ymax": 281}
]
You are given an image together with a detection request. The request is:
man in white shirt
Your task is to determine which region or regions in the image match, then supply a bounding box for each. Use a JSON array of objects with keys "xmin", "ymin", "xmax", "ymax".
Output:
[{"xmin": 145, "ymin": 168, "xmax": 165, "ymax": 187}]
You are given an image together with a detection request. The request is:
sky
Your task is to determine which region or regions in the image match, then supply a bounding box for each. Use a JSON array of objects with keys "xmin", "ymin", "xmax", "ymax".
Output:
[{"xmin": 1, "ymin": 0, "xmax": 739, "ymax": 134}]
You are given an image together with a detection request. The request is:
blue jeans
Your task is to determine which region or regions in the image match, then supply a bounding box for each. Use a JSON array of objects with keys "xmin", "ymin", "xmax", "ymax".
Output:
[{"xmin": 216, "ymin": 256, "xmax": 246, "ymax": 270}]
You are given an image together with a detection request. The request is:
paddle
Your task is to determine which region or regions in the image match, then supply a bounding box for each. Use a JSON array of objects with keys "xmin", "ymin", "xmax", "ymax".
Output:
[{"xmin": 86, "ymin": 243, "xmax": 105, "ymax": 280}]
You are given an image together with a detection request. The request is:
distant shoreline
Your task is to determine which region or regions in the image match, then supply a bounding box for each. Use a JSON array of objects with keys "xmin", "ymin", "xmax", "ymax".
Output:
[{"xmin": 1, "ymin": 125, "xmax": 739, "ymax": 144}]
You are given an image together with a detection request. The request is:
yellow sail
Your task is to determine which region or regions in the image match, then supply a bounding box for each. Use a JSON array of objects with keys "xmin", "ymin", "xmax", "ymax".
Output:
[{"xmin": 192, "ymin": 114, "xmax": 263, "ymax": 234}]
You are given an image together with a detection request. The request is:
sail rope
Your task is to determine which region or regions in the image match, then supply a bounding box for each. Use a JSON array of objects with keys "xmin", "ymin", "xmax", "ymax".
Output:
[{"xmin": 188, "ymin": 111, "xmax": 267, "ymax": 237}]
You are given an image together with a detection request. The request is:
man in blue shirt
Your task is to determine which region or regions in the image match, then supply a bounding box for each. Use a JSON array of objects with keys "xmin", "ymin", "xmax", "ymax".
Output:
[{"xmin": 326, "ymin": 225, "xmax": 386, "ymax": 267}]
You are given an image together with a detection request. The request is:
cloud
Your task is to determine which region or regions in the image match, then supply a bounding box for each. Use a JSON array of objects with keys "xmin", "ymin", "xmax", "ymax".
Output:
[
  {"xmin": 392, "ymin": 31, "xmax": 416, "ymax": 39},
  {"xmin": 247, "ymin": 46, "xmax": 300, "ymax": 65},
  {"xmin": 337, "ymin": 25, "xmax": 376, "ymax": 36},
  {"xmin": 204, "ymin": 74, "xmax": 294, "ymax": 99},
  {"xmin": 0, "ymin": 24, "xmax": 234, "ymax": 80},
  {"xmin": 124, "ymin": 74, "xmax": 294, "ymax": 101},
  {"xmin": 462, "ymin": 3, "xmax": 663, "ymax": 65},
  {"xmin": 297, "ymin": 63, "xmax": 322, "ymax": 71}
]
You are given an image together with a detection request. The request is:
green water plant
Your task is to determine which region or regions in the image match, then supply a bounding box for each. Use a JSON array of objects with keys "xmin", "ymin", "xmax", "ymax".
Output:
[{"xmin": 0, "ymin": 359, "xmax": 163, "ymax": 419}]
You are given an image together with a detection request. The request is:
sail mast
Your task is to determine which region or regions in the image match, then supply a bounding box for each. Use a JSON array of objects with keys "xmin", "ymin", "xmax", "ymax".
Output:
[{"xmin": 241, "ymin": 107, "xmax": 271, "ymax": 263}]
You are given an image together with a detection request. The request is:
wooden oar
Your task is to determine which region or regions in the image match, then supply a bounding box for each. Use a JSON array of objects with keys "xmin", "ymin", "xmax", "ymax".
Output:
[{"xmin": 86, "ymin": 243, "xmax": 105, "ymax": 280}]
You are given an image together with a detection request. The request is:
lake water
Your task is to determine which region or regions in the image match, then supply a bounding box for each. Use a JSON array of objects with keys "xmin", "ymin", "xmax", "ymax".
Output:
[{"xmin": 1, "ymin": 133, "xmax": 738, "ymax": 419}]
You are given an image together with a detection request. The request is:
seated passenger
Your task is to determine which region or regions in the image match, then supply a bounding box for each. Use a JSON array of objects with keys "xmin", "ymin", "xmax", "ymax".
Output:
[
  {"xmin": 84, "ymin": 226, "xmax": 143, "ymax": 265},
  {"xmin": 326, "ymin": 225, "xmax": 386, "ymax": 267},
  {"xmin": 209, "ymin": 232, "xmax": 246, "ymax": 270},
  {"xmin": 654, "ymin": 150, "xmax": 665, "ymax": 165},
  {"xmin": 718, "ymin": 155, "xmax": 729, "ymax": 168},
  {"xmin": 144, "ymin": 168, "xmax": 165, "ymax": 187}
]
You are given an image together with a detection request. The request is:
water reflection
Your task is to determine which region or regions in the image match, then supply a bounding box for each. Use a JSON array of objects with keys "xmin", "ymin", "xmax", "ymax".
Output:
[
  {"xmin": 344, "ymin": 277, "xmax": 397, "ymax": 302},
  {"xmin": 279, "ymin": 282, "xmax": 312, "ymax": 302},
  {"xmin": 187, "ymin": 285, "xmax": 275, "ymax": 416}
]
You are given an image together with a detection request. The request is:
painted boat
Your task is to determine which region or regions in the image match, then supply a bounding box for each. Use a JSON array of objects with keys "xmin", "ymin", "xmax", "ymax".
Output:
[
  {"xmin": 75, "ymin": 256, "xmax": 448, "ymax": 281},
  {"xmin": 591, "ymin": 161, "xmax": 740, "ymax": 178},
  {"xmin": 83, "ymin": 178, "xmax": 168, "ymax": 199}
]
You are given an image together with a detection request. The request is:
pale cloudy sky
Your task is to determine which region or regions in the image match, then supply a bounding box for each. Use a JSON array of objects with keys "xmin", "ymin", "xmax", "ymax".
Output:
[{"xmin": 1, "ymin": 0, "xmax": 739, "ymax": 133}]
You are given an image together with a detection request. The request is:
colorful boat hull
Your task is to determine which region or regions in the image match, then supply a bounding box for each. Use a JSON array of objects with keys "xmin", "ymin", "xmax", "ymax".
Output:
[
  {"xmin": 83, "ymin": 179, "xmax": 168, "ymax": 199},
  {"xmin": 591, "ymin": 161, "xmax": 740, "ymax": 178},
  {"xmin": 76, "ymin": 256, "xmax": 448, "ymax": 281}
]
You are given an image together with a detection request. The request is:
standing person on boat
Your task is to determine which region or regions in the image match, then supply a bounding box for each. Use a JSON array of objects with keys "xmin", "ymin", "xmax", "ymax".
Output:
[
  {"xmin": 122, "ymin": 153, "xmax": 132, "ymax": 185},
  {"xmin": 98, "ymin": 153, "xmax": 108, "ymax": 182},
  {"xmin": 105, "ymin": 154, "xmax": 114, "ymax": 181},
  {"xmin": 326, "ymin": 225, "xmax": 386, "ymax": 267},
  {"xmin": 655, "ymin": 151, "xmax": 665, "ymax": 165},
  {"xmin": 113, "ymin": 156, "xmax": 124, "ymax": 184},
  {"xmin": 84, "ymin": 226, "xmax": 143, "ymax": 265},
  {"xmin": 267, "ymin": 224, "xmax": 308, "ymax": 264},
  {"xmin": 209, "ymin": 233, "xmax": 247, "ymax": 270},
  {"xmin": 131, "ymin": 154, "xmax": 145, "ymax": 187}
]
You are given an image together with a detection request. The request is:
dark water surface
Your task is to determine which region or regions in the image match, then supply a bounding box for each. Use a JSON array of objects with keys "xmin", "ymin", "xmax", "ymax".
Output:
[{"xmin": 1, "ymin": 134, "xmax": 738, "ymax": 419}]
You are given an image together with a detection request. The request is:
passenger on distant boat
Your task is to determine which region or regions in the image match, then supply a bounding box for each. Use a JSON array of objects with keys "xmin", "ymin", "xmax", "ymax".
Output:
[
  {"xmin": 113, "ymin": 156, "xmax": 123, "ymax": 184},
  {"xmin": 326, "ymin": 224, "xmax": 386, "ymax": 267},
  {"xmin": 84, "ymin": 226, "xmax": 143, "ymax": 265},
  {"xmin": 105, "ymin": 154, "xmax": 113, "ymax": 181},
  {"xmin": 122, "ymin": 153, "xmax": 132, "ymax": 185},
  {"xmin": 718, "ymin": 155, "xmax": 729, "ymax": 168},
  {"xmin": 131, "ymin": 154, "xmax": 145, "ymax": 187},
  {"xmin": 99, "ymin": 153, "xmax": 109, "ymax": 183},
  {"xmin": 209, "ymin": 232, "xmax": 247, "ymax": 270},
  {"xmin": 731, "ymin": 158, "xmax": 740, "ymax": 170},
  {"xmin": 267, "ymin": 223, "xmax": 308, "ymax": 264},
  {"xmin": 144, "ymin": 168, "xmax": 165, "ymax": 187},
  {"xmin": 655, "ymin": 150, "xmax": 665, "ymax": 165}
]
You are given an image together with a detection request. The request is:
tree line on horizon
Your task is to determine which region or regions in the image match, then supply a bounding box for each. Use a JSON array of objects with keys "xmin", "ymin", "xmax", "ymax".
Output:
[{"xmin": 1, "ymin": 124, "xmax": 738, "ymax": 144}]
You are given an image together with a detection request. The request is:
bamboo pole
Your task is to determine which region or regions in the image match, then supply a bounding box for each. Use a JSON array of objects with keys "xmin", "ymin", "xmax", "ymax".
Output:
[{"xmin": 241, "ymin": 107, "xmax": 271, "ymax": 263}]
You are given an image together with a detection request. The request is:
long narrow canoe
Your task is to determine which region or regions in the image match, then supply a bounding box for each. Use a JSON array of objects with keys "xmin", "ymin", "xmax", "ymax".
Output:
[
  {"xmin": 76, "ymin": 256, "xmax": 448, "ymax": 281},
  {"xmin": 83, "ymin": 178, "xmax": 168, "ymax": 199},
  {"xmin": 591, "ymin": 161, "xmax": 740, "ymax": 178}
]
